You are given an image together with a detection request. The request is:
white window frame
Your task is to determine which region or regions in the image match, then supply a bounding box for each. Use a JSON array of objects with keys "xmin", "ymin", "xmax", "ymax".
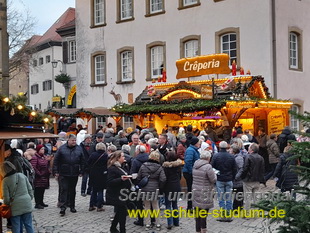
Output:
[
  {"xmin": 94, "ymin": 0, "xmax": 105, "ymax": 25},
  {"xmin": 290, "ymin": 105, "xmax": 300, "ymax": 131},
  {"xmin": 95, "ymin": 54, "xmax": 105, "ymax": 84},
  {"xmin": 184, "ymin": 40, "xmax": 198, "ymax": 58},
  {"xmin": 31, "ymin": 84, "xmax": 39, "ymax": 94},
  {"xmin": 96, "ymin": 116, "xmax": 106, "ymax": 128},
  {"xmin": 151, "ymin": 46, "xmax": 164, "ymax": 79},
  {"xmin": 150, "ymin": 0, "xmax": 163, "ymax": 14},
  {"xmin": 69, "ymin": 40, "xmax": 76, "ymax": 62},
  {"xmin": 43, "ymin": 80, "xmax": 52, "ymax": 91},
  {"xmin": 123, "ymin": 116, "xmax": 134, "ymax": 129},
  {"xmin": 183, "ymin": 0, "xmax": 198, "ymax": 6},
  {"xmin": 121, "ymin": 51, "xmax": 133, "ymax": 82},
  {"xmin": 121, "ymin": 0, "xmax": 133, "ymax": 20},
  {"xmin": 39, "ymin": 57, "xmax": 44, "ymax": 66},
  {"xmin": 289, "ymin": 32, "xmax": 298, "ymax": 69},
  {"xmin": 46, "ymin": 55, "xmax": 51, "ymax": 63},
  {"xmin": 221, "ymin": 33, "xmax": 237, "ymax": 66}
]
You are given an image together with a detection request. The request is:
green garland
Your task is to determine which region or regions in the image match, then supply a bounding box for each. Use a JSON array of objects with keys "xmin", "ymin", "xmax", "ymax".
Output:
[
  {"xmin": 113, "ymin": 99, "xmax": 226, "ymax": 115},
  {"xmin": 45, "ymin": 108, "xmax": 116, "ymax": 118},
  {"xmin": 0, "ymin": 94, "xmax": 51, "ymax": 124},
  {"xmin": 113, "ymin": 97, "xmax": 293, "ymax": 115}
]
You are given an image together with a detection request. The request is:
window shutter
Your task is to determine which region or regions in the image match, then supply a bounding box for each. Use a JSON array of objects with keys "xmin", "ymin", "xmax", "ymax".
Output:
[{"xmin": 63, "ymin": 41, "xmax": 68, "ymax": 64}]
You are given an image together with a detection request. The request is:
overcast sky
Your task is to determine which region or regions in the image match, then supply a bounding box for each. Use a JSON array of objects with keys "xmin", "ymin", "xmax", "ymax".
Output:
[{"xmin": 11, "ymin": 0, "xmax": 75, "ymax": 35}]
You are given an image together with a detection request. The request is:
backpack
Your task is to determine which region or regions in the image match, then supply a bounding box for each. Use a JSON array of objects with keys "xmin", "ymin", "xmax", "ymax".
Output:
[{"xmin": 17, "ymin": 156, "xmax": 35, "ymax": 186}]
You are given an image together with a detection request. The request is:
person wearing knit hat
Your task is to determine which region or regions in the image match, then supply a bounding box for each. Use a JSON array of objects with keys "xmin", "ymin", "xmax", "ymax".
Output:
[
  {"xmin": 1, "ymin": 161, "xmax": 35, "ymax": 232},
  {"xmin": 211, "ymin": 141, "xmax": 236, "ymax": 222},
  {"xmin": 182, "ymin": 136, "xmax": 201, "ymax": 211},
  {"xmin": 190, "ymin": 137, "xmax": 200, "ymax": 146},
  {"xmin": 31, "ymin": 143, "xmax": 50, "ymax": 209},
  {"xmin": 4, "ymin": 144, "xmax": 24, "ymax": 174}
]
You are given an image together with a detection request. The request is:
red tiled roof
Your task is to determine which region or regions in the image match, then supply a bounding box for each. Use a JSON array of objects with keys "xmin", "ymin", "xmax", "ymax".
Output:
[
  {"xmin": 35, "ymin": 8, "xmax": 75, "ymax": 46},
  {"xmin": 57, "ymin": 18, "xmax": 76, "ymax": 31}
]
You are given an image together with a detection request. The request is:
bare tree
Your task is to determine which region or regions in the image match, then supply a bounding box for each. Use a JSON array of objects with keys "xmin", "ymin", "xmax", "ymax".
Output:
[{"xmin": 7, "ymin": 0, "xmax": 37, "ymax": 80}]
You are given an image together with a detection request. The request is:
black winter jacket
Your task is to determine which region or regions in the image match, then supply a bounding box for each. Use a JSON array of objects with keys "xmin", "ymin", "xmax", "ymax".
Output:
[
  {"xmin": 162, "ymin": 159, "xmax": 182, "ymax": 195},
  {"xmin": 241, "ymin": 152, "xmax": 265, "ymax": 183},
  {"xmin": 80, "ymin": 142, "xmax": 93, "ymax": 171},
  {"xmin": 274, "ymin": 153, "xmax": 298, "ymax": 191},
  {"xmin": 106, "ymin": 164, "xmax": 131, "ymax": 206},
  {"xmin": 88, "ymin": 150, "xmax": 108, "ymax": 189},
  {"xmin": 211, "ymin": 149, "xmax": 237, "ymax": 182},
  {"xmin": 277, "ymin": 128, "xmax": 296, "ymax": 153},
  {"xmin": 130, "ymin": 152, "xmax": 149, "ymax": 174},
  {"xmin": 53, "ymin": 143, "xmax": 85, "ymax": 176}
]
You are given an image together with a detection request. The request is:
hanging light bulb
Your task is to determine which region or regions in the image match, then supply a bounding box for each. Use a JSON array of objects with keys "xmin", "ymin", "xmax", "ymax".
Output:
[
  {"xmin": 3, "ymin": 97, "xmax": 9, "ymax": 103},
  {"xmin": 30, "ymin": 111, "xmax": 37, "ymax": 117},
  {"xmin": 17, "ymin": 105, "xmax": 24, "ymax": 110},
  {"xmin": 43, "ymin": 118, "xmax": 49, "ymax": 123}
]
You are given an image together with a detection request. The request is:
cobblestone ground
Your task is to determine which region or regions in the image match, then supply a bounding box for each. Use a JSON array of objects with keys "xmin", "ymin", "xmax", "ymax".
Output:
[{"xmin": 2, "ymin": 178, "xmax": 286, "ymax": 233}]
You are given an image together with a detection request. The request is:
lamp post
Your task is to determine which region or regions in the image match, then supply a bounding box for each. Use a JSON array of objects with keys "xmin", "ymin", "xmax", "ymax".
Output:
[
  {"xmin": 52, "ymin": 60, "xmax": 69, "ymax": 108},
  {"xmin": 52, "ymin": 60, "xmax": 65, "ymax": 73}
]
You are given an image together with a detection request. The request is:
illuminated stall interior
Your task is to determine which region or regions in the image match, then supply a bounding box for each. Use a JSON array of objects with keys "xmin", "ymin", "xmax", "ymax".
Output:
[{"xmin": 114, "ymin": 76, "xmax": 292, "ymax": 137}]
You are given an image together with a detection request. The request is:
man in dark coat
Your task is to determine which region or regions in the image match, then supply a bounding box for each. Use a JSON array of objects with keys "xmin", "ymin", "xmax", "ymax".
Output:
[
  {"xmin": 211, "ymin": 141, "xmax": 236, "ymax": 222},
  {"xmin": 80, "ymin": 134, "xmax": 93, "ymax": 196},
  {"xmin": 273, "ymin": 143, "xmax": 298, "ymax": 197},
  {"xmin": 53, "ymin": 134, "xmax": 85, "ymax": 216},
  {"xmin": 88, "ymin": 142, "xmax": 108, "ymax": 211},
  {"xmin": 277, "ymin": 126, "xmax": 296, "ymax": 153},
  {"xmin": 241, "ymin": 143, "xmax": 265, "ymax": 211},
  {"xmin": 157, "ymin": 134, "xmax": 173, "ymax": 161}
]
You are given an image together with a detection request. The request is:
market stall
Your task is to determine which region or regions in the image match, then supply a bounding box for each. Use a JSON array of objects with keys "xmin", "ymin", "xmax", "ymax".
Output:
[{"xmin": 113, "ymin": 54, "xmax": 292, "ymax": 138}]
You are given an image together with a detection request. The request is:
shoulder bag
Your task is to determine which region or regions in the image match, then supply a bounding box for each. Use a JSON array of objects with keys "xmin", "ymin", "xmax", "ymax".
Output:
[{"xmin": 0, "ymin": 174, "xmax": 19, "ymax": 218}]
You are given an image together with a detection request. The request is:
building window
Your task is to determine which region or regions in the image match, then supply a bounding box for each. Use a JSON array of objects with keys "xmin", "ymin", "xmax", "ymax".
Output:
[
  {"xmin": 46, "ymin": 55, "xmax": 51, "ymax": 63},
  {"xmin": 39, "ymin": 57, "xmax": 44, "ymax": 65},
  {"xmin": 118, "ymin": 0, "xmax": 133, "ymax": 21},
  {"xmin": 69, "ymin": 40, "xmax": 76, "ymax": 62},
  {"xmin": 185, "ymin": 40, "xmax": 198, "ymax": 58},
  {"xmin": 91, "ymin": 52, "xmax": 106, "ymax": 85},
  {"xmin": 31, "ymin": 84, "xmax": 39, "ymax": 94},
  {"xmin": 91, "ymin": 0, "xmax": 105, "ymax": 27},
  {"xmin": 33, "ymin": 59, "xmax": 37, "ymax": 67},
  {"xmin": 151, "ymin": 46, "xmax": 164, "ymax": 79},
  {"xmin": 178, "ymin": 0, "xmax": 200, "ymax": 9},
  {"xmin": 221, "ymin": 33, "xmax": 237, "ymax": 65},
  {"xmin": 290, "ymin": 105, "xmax": 300, "ymax": 131},
  {"xmin": 117, "ymin": 47, "xmax": 134, "ymax": 83},
  {"xmin": 146, "ymin": 42, "xmax": 166, "ymax": 81},
  {"xmin": 43, "ymin": 80, "xmax": 52, "ymax": 91},
  {"xmin": 96, "ymin": 116, "xmax": 106, "ymax": 128},
  {"xmin": 215, "ymin": 27, "xmax": 240, "ymax": 67},
  {"xmin": 289, "ymin": 28, "xmax": 303, "ymax": 71},
  {"xmin": 146, "ymin": 0, "xmax": 165, "ymax": 16},
  {"xmin": 123, "ymin": 116, "xmax": 134, "ymax": 129},
  {"xmin": 180, "ymin": 35, "xmax": 200, "ymax": 58}
]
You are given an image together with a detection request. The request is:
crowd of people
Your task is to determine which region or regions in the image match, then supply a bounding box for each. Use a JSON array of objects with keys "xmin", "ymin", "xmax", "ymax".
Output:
[{"xmin": 1, "ymin": 121, "xmax": 304, "ymax": 233}]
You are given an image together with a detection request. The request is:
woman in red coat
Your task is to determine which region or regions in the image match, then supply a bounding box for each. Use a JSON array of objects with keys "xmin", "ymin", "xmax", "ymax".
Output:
[{"xmin": 30, "ymin": 144, "xmax": 50, "ymax": 209}]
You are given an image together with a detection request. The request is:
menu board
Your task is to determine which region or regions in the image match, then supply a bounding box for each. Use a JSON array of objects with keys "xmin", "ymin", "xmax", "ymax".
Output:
[{"xmin": 268, "ymin": 110, "xmax": 286, "ymax": 135}]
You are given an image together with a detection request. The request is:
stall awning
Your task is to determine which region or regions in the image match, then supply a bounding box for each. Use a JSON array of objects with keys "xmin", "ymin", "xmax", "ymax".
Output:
[
  {"xmin": 45, "ymin": 107, "xmax": 118, "ymax": 118},
  {"xmin": 0, "ymin": 128, "xmax": 58, "ymax": 140}
]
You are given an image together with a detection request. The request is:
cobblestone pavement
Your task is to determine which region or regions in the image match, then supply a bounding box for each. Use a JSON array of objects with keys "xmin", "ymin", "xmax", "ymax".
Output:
[{"xmin": 2, "ymin": 178, "xmax": 285, "ymax": 233}]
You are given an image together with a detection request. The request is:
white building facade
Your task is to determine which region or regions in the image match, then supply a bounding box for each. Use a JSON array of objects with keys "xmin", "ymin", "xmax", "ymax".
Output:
[
  {"xmin": 75, "ymin": 0, "xmax": 310, "ymax": 130},
  {"xmin": 28, "ymin": 8, "xmax": 76, "ymax": 111}
]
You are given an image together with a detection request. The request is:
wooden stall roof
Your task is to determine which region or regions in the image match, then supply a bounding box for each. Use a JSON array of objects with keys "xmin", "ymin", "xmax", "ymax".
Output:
[
  {"xmin": 45, "ymin": 107, "xmax": 118, "ymax": 118},
  {"xmin": 113, "ymin": 75, "xmax": 272, "ymax": 115},
  {"xmin": 0, "ymin": 128, "xmax": 58, "ymax": 140}
]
